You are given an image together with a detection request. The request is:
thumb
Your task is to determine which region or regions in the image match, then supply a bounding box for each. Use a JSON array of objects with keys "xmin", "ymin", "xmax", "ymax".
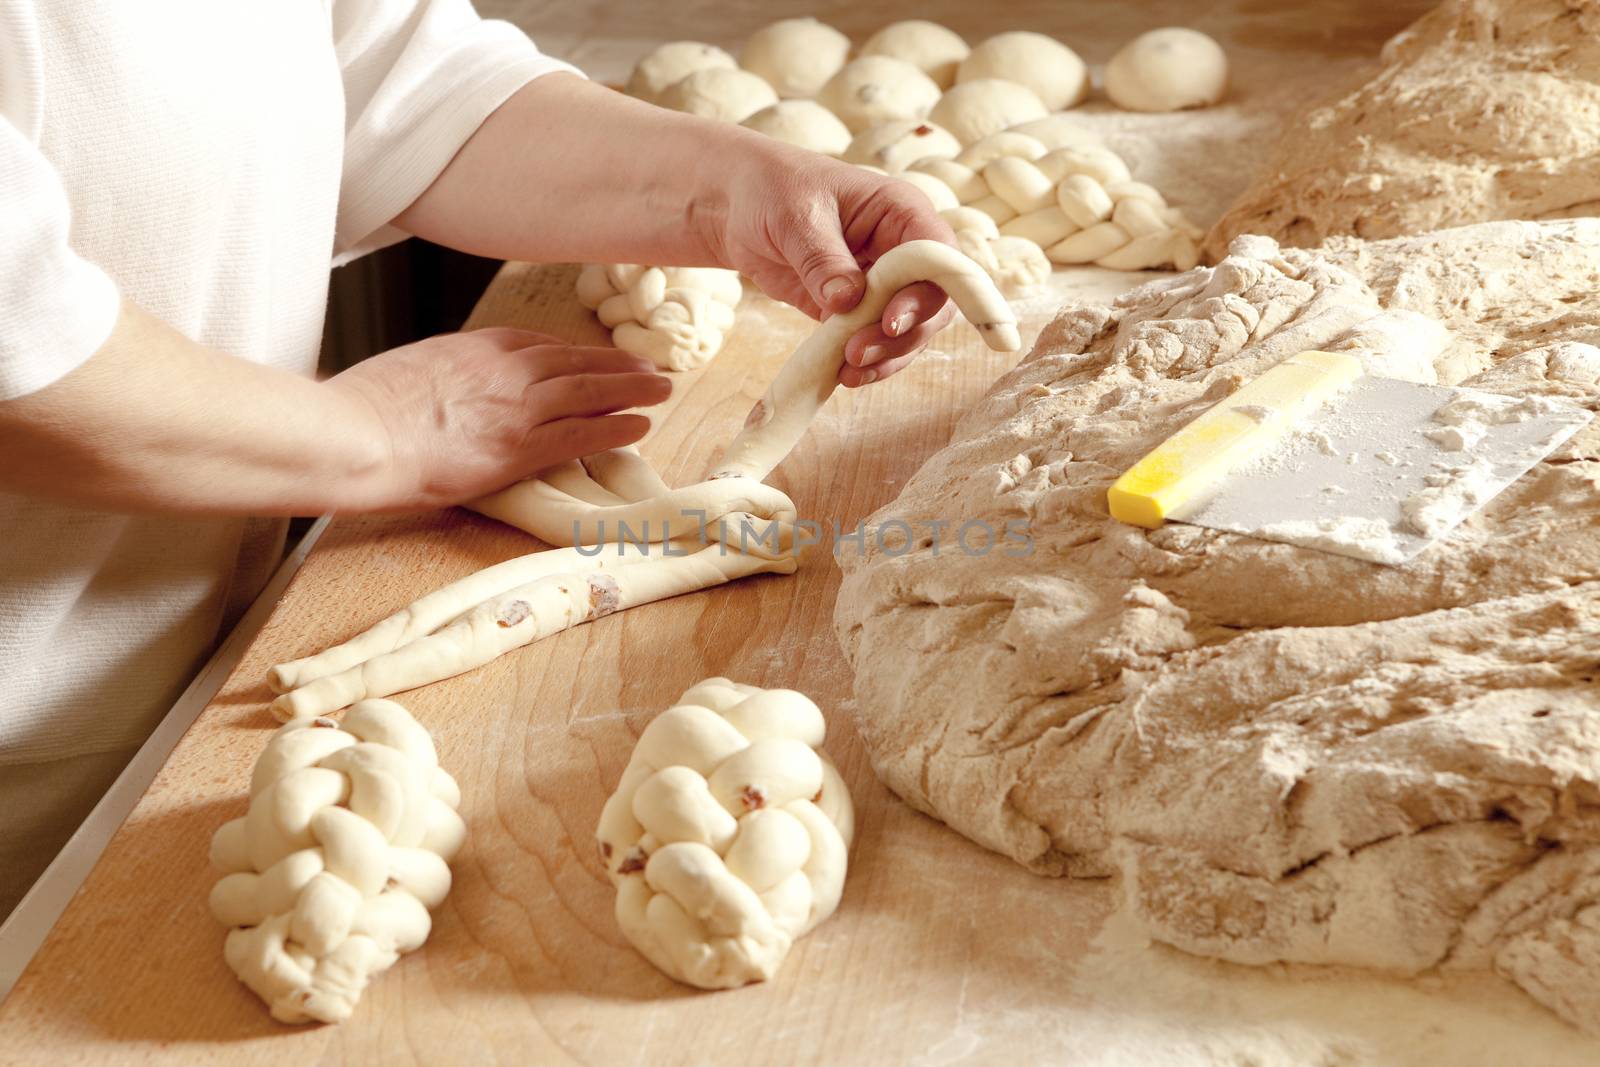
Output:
[{"xmin": 785, "ymin": 224, "xmax": 865, "ymax": 317}]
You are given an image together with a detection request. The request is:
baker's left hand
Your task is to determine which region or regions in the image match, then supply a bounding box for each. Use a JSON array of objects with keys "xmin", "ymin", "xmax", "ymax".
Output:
[{"xmin": 706, "ymin": 150, "xmax": 959, "ymax": 388}]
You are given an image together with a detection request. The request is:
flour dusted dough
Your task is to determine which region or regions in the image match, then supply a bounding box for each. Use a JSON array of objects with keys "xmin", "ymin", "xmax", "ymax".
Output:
[
  {"xmin": 816, "ymin": 56, "xmax": 942, "ymax": 134},
  {"xmin": 209, "ymin": 700, "xmax": 465, "ymax": 1023},
  {"xmin": 627, "ymin": 41, "xmax": 737, "ymax": 105},
  {"xmin": 1103, "ymin": 28, "xmax": 1229, "ymax": 113},
  {"xmin": 658, "ymin": 67, "xmax": 778, "ymax": 124},
  {"xmin": 859, "ymin": 20, "xmax": 969, "ymax": 89},
  {"xmin": 740, "ymin": 17, "xmax": 850, "ymax": 99},
  {"xmin": 1204, "ymin": 0, "xmax": 1600, "ymax": 257},
  {"xmin": 929, "ymin": 79, "xmax": 1049, "ymax": 146},
  {"xmin": 741, "ymin": 100, "xmax": 852, "ymax": 155},
  {"xmin": 834, "ymin": 220, "xmax": 1600, "ymax": 1035},
  {"xmin": 957, "ymin": 32, "xmax": 1090, "ymax": 112},
  {"xmin": 597, "ymin": 678, "xmax": 854, "ymax": 988}
]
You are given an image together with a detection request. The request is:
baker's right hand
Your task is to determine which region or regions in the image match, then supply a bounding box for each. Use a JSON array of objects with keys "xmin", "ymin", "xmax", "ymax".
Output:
[{"xmin": 326, "ymin": 327, "xmax": 671, "ymax": 510}]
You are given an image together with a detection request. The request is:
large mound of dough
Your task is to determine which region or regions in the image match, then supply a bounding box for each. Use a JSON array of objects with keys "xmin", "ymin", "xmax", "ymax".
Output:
[
  {"xmin": 833, "ymin": 219, "xmax": 1600, "ymax": 1032},
  {"xmin": 1202, "ymin": 0, "xmax": 1600, "ymax": 258}
]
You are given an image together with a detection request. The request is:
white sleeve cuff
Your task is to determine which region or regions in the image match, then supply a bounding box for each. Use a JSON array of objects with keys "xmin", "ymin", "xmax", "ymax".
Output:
[
  {"xmin": 0, "ymin": 119, "xmax": 121, "ymax": 401},
  {"xmin": 333, "ymin": 7, "xmax": 584, "ymax": 263}
]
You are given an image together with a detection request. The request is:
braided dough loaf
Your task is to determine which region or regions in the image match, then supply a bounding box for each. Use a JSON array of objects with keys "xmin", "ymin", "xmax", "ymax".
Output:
[
  {"xmin": 597, "ymin": 678, "xmax": 855, "ymax": 988},
  {"xmin": 575, "ymin": 263, "xmax": 743, "ymax": 371},
  {"xmin": 208, "ymin": 700, "xmax": 465, "ymax": 1023}
]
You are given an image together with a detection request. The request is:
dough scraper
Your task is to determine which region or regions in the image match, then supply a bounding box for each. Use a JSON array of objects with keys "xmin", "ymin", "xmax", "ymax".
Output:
[{"xmin": 1108, "ymin": 351, "xmax": 1593, "ymax": 564}]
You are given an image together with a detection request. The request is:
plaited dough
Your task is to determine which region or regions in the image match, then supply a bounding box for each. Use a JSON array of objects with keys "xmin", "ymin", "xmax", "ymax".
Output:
[
  {"xmin": 957, "ymin": 31, "xmax": 1090, "ymax": 111},
  {"xmin": 1202, "ymin": 0, "xmax": 1600, "ymax": 257},
  {"xmin": 209, "ymin": 700, "xmax": 464, "ymax": 1023},
  {"xmin": 816, "ymin": 56, "xmax": 942, "ymax": 134},
  {"xmin": 902, "ymin": 138, "xmax": 1203, "ymax": 273},
  {"xmin": 741, "ymin": 100, "xmax": 852, "ymax": 155},
  {"xmin": 597, "ymin": 677, "xmax": 855, "ymax": 988},
  {"xmin": 740, "ymin": 17, "xmax": 851, "ymax": 99},
  {"xmin": 1104, "ymin": 27, "xmax": 1229, "ymax": 113},
  {"xmin": 858, "ymin": 20, "xmax": 969, "ymax": 89},
  {"xmin": 575, "ymin": 262, "xmax": 743, "ymax": 371},
  {"xmin": 627, "ymin": 41, "xmax": 736, "ymax": 104},
  {"xmin": 659, "ymin": 67, "xmax": 778, "ymax": 124},
  {"xmin": 833, "ymin": 219, "xmax": 1600, "ymax": 1038},
  {"xmin": 929, "ymin": 79, "xmax": 1049, "ymax": 145},
  {"xmin": 842, "ymin": 119, "xmax": 961, "ymax": 173},
  {"xmin": 1006, "ymin": 113, "xmax": 1104, "ymax": 153}
]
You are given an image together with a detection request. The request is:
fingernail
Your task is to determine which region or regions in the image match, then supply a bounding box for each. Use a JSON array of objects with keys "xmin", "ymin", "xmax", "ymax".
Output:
[
  {"xmin": 859, "ymin": 368, "xmax": 879, "ymax": 385},
  {"xmin": 861, "ymin": 344, "xmax": 887, "ymax": 366},
  {"xmin": 821, "ymin": 275, "xmax": 856, "ymax": 307},
  {"xmin": 887, "ymin": 313, "xmax": 911, "ymax": 337}
]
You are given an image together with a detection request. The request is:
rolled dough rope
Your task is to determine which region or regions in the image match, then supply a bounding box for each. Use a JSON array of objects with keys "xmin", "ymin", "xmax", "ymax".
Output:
[
  {"xmin": 270, "ymin": 545, "xmax": 798, "ymax": 720},
  {"xmin": 710, "ymin": 239, "xmax": 1021, "ymax": 482},
  {"xmin": 470, "ymin": 472, "xmax": 797, "ymax": 548},
  {"xmin": 267, "ymin": 541, "xmax": 659, "ymax": 695},
  {"xmin": 580, "ymin": 446, "xmax": 672, "ymax": 502}
]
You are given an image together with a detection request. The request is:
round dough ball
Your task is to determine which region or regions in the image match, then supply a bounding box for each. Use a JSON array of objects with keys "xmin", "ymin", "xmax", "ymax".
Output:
[
  {"xmin": 816, "ymin": 56, "xmax": 942, "ymax": 134},
  {"xmin": 956, "ymin": 31, "xmax": 1089, "ymax": 112},
  {"xmin": 859, "ymin": 20, "xmax": 969, "ymax": 89},
  {"xmin": 628, "ymin": 41, "xmax": 737, "ymax": 104},
  {"xmin": 1104, "ymin": 28, "xmax": 1229, "ymax": 113},
  {"xmin": 740, "ymin": 17, "xmax": 851, "ymax": 99},
  {"xmin": 929, "ymin": 79, "xmax": 1048, "ymax": 145},
  {"xmin": 660, "ymin": 67, "xmax": 779, "ymax": 124},
  {"xmin": 842, "ymin": 119, "xmax": 961, "ymax": 173},
  {"xmin": 742, "ymin": 100, "xmax": 852, "ymax": 155}
]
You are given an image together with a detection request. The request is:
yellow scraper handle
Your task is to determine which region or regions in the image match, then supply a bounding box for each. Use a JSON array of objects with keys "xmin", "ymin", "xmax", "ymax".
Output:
[{"xmin": 1107, "ymin": 350, "xmax": 1364, "ymax": 529}]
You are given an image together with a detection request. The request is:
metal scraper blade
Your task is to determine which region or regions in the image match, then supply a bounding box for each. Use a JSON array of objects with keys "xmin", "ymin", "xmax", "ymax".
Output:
[{"xmin": 1168, "ymin": 377, "xmax": 1593, "ymax": 564}]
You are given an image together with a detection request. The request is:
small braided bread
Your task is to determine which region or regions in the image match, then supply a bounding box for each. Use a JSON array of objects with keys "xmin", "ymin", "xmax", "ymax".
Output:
[
  {"xmin": 208, "ymin": 700, "xmax": 465, "ymax": 1023},
  {"xmin": 597, "ymin": 677, "xmax": 855, "ymax": 988},
  {"xmin": 576, "ymin": 263, "xmax": 743, "ymax": 371}
]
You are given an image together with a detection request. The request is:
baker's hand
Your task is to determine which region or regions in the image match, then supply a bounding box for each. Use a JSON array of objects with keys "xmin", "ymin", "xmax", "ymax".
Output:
[
  {"xmin": 708, "ymin": 150, "xmax": 958, "ymax": 389},
  {"xmin": 326, "ymin": 328, "xmax": 671, "ymax": 509}
]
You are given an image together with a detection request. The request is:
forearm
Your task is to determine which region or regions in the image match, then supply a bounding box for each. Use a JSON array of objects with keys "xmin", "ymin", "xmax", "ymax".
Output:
[
  {"xmin": 395, "ymin": 73, "xmax": 787, "ymax": 267},
  {"xmin": 0, "ymin": 301, "xmax": 389, "ymax": 516}
]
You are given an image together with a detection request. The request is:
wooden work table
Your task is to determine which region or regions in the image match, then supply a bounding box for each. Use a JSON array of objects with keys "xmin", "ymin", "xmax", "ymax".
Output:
[{"xmin": 0, "ymin": 265, "xmax": 1129, "ymax": 1065}]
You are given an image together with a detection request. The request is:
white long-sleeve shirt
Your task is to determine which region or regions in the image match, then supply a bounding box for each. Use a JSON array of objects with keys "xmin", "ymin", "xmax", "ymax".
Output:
[{"xmin": 0, "ymin": 0, "xmax": 576, "ymax": 914}]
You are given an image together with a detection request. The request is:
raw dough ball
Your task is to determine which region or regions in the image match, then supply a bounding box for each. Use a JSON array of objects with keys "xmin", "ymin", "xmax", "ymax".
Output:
[
  {"xmin": 834, "ymin": 218, "xmax": 1600, "ymax": 1038},
  {"xmin": 208, "ymin": 701, "xmax": 466, "ymax": 1024},
  {"xmin": 659, "ymin": 67, "xmax": 779, "ymax": 124},
  {"xmin": 628, "ymin": 41, "xmax": 737, "ymax": 104},
  {"xmin": 957, "ymin": 31, "xmax": 1089, "ymax": 111},
  {"xmin": 740, "ymin": 17, "xmax": 851, "ymax": 99},
  {"xmin": 1204, "ymin": 0, "xmax": 1600, "ymax": 257},
  {"xmin": 843, "ymin": 119, "xmax": 961, "ymax": 173},
  {"xmin": 741, "ymin": 100, "xmax": 852, "ymax": 155},
  {"xmin": 929, "ymin": 79, "xmax": 1048, "ymax": 145},
  {"xmin": 596, "ymin": 678, "xmax": 856, "ymax": 989},
  {"xmin": 816, "ymin": 56, "xmax": 942, "ymax": 134},
  {"xmin": 1104, "ymin": 27, "xmax": 1228, "ymax": 112},
  {"xmin": 858, "ymin": 20, "xmax": 969, "ymax": 89}
]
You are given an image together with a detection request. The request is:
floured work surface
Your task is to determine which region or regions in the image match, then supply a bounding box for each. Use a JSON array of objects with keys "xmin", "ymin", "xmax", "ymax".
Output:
[{"xmin": 836, "ymin": 220, "xmax": 1600, "ymax": 1048}]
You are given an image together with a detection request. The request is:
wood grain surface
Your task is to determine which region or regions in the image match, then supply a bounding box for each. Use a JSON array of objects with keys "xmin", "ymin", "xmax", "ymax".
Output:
[{"xmin": 0, "ymin": 263, "xmax": 1114, "ymax": 1066}]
